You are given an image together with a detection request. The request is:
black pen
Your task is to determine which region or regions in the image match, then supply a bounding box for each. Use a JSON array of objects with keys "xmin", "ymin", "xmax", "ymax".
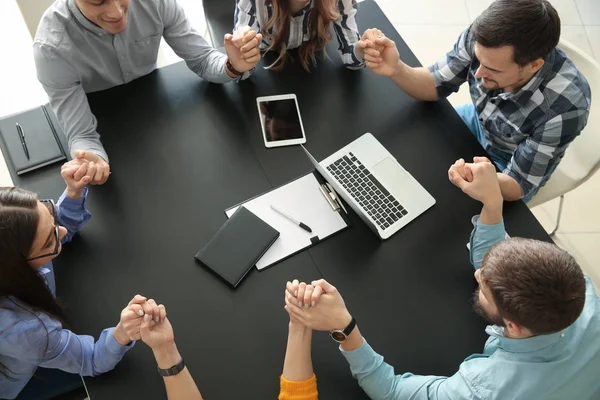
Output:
[
  {"xmin": 15, "ymin": 123, "xmax": 30, "ymax": 160},
  {"xmin": 270, "ymin": 205, "xmax": 313, "ymax": 233}
]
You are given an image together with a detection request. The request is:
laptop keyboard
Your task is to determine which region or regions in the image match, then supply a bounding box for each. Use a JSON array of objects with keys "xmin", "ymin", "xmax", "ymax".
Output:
[{"xmin": 326, "ymin": 152, "xmax": 407, "ymax": 230}]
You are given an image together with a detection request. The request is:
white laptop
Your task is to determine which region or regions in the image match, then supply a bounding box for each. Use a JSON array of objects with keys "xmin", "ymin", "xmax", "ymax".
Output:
[{"xmin": 302, "ymin": 133, "xmax": 435, "ymax": 240}]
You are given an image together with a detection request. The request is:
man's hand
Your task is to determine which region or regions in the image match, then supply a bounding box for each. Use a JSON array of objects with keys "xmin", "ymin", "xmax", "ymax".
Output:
[
  {"xmin": 448, "ymin": 161, "xmax": 502, "ymax": 205},
  {"xmin": 449, "ymin": 158, "xmax": 473, "ymax": 183},
  {"xmin": 355, "ymin": 28, "xmax": 385, "ymax": 61},
  {"xmin": 140, "ymin": 311, "xmax": 174, "ymax": 351},
  {"xmin": 224, "ymin": 30, "xmax": 263, "ymax": 75},
  {"xmin": 61, "ymin": 159, "xmax": 92, "ymax": 199},
  {"xmin": 73, "ymin": 150, "xmax": 110, "ymax": 185},
  {"xmin": 363, "ymin": 35, "xmax": 401, "ymax": 78},
  {"xmin": 284, "ymin": 279, "xmax": 352, "ymax": 332}
]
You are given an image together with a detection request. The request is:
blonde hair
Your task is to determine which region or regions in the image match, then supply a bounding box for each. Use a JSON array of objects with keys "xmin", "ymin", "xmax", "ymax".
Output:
[{"xmin": 264, "ymin": 0, "xmax": 340, "ymax": 71}]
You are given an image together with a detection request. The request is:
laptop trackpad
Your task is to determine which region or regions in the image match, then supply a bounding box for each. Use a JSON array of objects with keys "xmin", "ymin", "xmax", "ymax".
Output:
[{"xmin": 372, "ymin": 157, "xmax": 407, "ymax": 186}]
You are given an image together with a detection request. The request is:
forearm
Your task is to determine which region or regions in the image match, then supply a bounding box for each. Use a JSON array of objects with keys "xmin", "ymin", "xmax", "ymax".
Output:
[
  {"xmin": 282, "ymin": 323, "xmax": 314, "ymax": 381},
  {"xmin": 154, "ymin": 343, "xmax": 203, "ymax": 400},
  {"xmin": 390, "ymin": 61, "xmax": 439, "ymax": 101},
  {"xmin": 497, "ymin": 173, "xmax": 523, "ymax": 201},
  {"xmin": 480, "ymin": 196, "xmax": 503, "ymax": 225}
]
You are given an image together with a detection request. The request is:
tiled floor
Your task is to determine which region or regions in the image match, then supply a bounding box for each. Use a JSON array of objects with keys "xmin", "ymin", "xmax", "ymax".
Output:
[{"xmin": 0, "ymin": 0, "xmax": 598, "ymax": 286}]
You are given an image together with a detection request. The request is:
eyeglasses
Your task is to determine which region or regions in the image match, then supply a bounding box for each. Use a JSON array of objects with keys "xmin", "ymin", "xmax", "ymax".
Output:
[{"xmin": 26, "ymin": 199, "xmax": 60, "ymax": 262}]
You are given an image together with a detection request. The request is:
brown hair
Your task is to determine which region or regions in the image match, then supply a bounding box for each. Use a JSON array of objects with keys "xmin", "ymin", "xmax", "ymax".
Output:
[
  {"xmin": 0, "ymin": 187, "xmax": 68, "ymax": 379},
  {"xmin": 472, "ymin": 0, "xmax": 561, "ymax": 66},
  {"xmin": 480, "ymin": 238, "xmax": 586, "ymax": 335},
  {"xmin": 264, "ymin": 0, "xmax": 340, "ymax": 71}
]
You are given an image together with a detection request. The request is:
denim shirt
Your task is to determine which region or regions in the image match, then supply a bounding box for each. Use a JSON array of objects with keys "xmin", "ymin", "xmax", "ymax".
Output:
[
  {"xmin": 0, "ymin": 189, "xmax": 135, "ymax": 400},
  {"xmin": 340, "ymin": 217, "xmax": 600, "ymax": 399}
]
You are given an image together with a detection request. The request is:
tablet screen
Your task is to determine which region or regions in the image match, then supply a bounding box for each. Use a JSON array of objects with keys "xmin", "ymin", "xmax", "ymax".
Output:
[{"xmin": 258, "ymin": 98, "xmax": 304, "ymax": 142}]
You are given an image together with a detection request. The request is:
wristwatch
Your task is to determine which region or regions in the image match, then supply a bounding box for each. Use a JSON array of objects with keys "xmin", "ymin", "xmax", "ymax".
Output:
[
  {"xmin": 330, "ymin": 316, "xmax": 357, "ymax": 343},
  {"xmin": 157, "ymin": 358, "xmax": 185, "ymax": 377}
]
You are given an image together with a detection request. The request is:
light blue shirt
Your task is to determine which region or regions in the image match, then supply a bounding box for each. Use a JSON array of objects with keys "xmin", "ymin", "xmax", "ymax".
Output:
[
  {"xmin": 341, "ymin": 217, "xmax": 600, "ymax": 399},
  {"xmin": 0, "ymin": 189, "xmax": 134, "ymax": 400}
]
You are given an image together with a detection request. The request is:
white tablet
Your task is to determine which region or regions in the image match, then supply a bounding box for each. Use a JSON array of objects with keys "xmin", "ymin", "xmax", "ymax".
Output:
[{"xmin": 257, "ymin": 94, "xmax": 307, "ymax": 148}]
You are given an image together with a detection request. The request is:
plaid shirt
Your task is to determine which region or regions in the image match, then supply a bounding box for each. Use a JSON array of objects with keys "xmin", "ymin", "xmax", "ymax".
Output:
[
  {"xmin": 234, "ymin": 0, "xmax": 364, "ymax": 69},
  {"xmin": 429, "ymin": 27, "xmax": 592, "ymax": 198}
]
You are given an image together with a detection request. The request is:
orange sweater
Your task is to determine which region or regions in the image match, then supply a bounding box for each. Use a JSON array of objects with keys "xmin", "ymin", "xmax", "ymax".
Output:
[{"xmin": 278, "ymin": 375, "xmax": 318, "ymax": 400}]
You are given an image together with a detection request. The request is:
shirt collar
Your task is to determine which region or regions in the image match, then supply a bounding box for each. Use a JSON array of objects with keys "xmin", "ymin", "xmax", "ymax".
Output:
[
  {"xmin": 68, "ymin": 0, "xmax": 110, "ymax": 36},
  {"xmin": 486, "ymin": 324, "xmax": 567, "ymax": 353},
  {"xmin": 496, "ymin": 50, "xmax": 556, "ymax": 104}
]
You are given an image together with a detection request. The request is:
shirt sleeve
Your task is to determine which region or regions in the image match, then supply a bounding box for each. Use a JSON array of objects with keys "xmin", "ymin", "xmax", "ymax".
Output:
[
  {"xmin": 333, "ymin": 0, "xmax": 364, "ymax": 70},
  {"xmin": 340, "ymin": 339, "xmax": 478, "ymax": 399},
  {"xmin": 502, "ymin": 108, "xmax": 587, "ymax": 198},
  {"xmin": 33, "ymin": 43, "xmax": 109, "ymax": 163},
  {"xmin": 469, "ymin": 215, "xmax": 507, "ymax": 270},
  {"xmin": 428, "ymin": 27, "xmax": 474, "ymax": 99},
  {"xmin": 56, "ymin": 188, "xmax": 92, "ymax": 244},
  {"xmin": 1, "ymin": 313, "xmax": 133, "ymax": 377},
  {"xmin": 235, "ymin": 0, "xmax": 260, "ymax": 32},
  {"xmin": 278, "ymin": 375, "xmax": 318, "ymax": 400},
  {"xmin": 160, "ymin": 0, "xmax": 233, "ymax": 83}
]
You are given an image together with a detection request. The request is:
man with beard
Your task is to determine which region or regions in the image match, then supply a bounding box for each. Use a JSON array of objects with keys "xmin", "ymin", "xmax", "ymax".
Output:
[
  {"xmin": 357, "ymin": 0, "xmax": 591, "ymax": 202},
  {"xmin": 283, "ymin": 160, "xmax": 600, "ymax": 399}
]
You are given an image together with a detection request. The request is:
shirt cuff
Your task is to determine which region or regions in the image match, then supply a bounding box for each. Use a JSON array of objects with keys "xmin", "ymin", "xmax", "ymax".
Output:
[
  {"xmin": 104, "ymin": 327, "xmax": 136, "ymax": 354},
  {"xmin": 502, "ymin": 167, "xmax": 529, "ymax": 199},
  {"xmin": 58, "ymin": 187, "xmax": 88, "ymax": 210},
  {"xmin": 339, "ymin": 337, "xmax": 374, "ymax": 366}
]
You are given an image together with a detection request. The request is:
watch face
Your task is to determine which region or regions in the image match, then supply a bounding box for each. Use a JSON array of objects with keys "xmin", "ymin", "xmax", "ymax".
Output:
[{"xmin": 330, "ymin": 330, "xmax": 347, "ymax": 343}]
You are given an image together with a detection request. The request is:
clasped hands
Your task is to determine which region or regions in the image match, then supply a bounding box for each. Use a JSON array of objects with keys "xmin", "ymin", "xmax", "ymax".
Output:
[
  {"xmin": 113, "ymin": 294, "xmax": 172, "ymax": 349},
  {"xmin": 283, "ymin": 279, "xmax": 353, "ymax": 332}
]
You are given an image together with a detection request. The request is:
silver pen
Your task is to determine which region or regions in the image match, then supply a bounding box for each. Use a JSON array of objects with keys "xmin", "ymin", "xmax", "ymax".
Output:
[{"xmin": 270, "ymin": 205, "xmax": 313, "ymax": 233}]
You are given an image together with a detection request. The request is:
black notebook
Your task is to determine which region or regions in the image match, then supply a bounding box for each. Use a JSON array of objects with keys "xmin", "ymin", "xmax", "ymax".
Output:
[
  {"xmin": 194, "ymin": 207, "xmax": 280, "ymax": 288},
  {"xmin": 0, "ymin": 105, "xmax": 66, "ymax": 175}
]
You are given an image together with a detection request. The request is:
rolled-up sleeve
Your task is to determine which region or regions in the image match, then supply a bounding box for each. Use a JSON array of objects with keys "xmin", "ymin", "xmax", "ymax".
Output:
[
  {"xmin": 160, "ymin": 0, "xmax": 232, "ymax": 83},
  {"xmin": 57, "ymin": 188, "xmax": 92, "ymax": 244},
  {"xmin": 503, "ymin": 108, "xmax": 587, "ymax": 198},
  {"xmin": 1, "ymin": 314, "xmax": 133, "ymax": 378},
  {"xmin": 33, "ymin": 43, "xmax": 109, "ymax": 162},
  {"xmin": 469, "ymin": 215, "xmax": 508, "ymax": 270},
  {"xmin": 428, "ymin": 27, "xmax": 474, "ymax": 99}
]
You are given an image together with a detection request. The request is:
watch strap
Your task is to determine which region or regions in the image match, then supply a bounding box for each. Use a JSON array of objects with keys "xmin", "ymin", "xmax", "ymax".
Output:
[
  {"xmin": 157, "ymin": 358, "xmax": 185, "ymax": 377},
  {"xmin": 343, "ymin": 316, "xmax": 357, "ymax": 337},
  {"xmin": 226, "ymin": 59, "xmax": 244, "ymax": 77}
]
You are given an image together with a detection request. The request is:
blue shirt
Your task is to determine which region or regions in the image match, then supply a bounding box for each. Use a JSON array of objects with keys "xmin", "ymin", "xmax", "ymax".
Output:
[
  {"xmin": 0, "ymin": 189, "xmax": 134, "ymax": 400},
  {"xmin": 341, "ymin": 217, "xmax": 600, "ymax": 399}
]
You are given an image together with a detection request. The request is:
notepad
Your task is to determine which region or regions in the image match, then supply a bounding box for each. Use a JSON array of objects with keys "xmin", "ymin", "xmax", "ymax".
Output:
[
  {"xmin": 195, "ymin": 207, "xmax": 279, "ymax": 287},
  {"xmin": 225, "ymin": 173, "xmax": 349, "ymax": 270},
  {"xmin": 0, "ymin": 105, "xmax": 66, "ymax": 175}
]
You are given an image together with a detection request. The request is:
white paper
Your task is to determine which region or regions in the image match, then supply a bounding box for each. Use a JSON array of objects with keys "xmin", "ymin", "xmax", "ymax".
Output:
[{"xmin": 226, "ymin": 174, "xmax": 347, "ymax": 269}]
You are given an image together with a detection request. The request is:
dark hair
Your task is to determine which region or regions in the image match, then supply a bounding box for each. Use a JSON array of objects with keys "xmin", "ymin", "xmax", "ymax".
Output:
[
  {"xmin": 264, "ymin": 0, "xmax": 340, "ymax": 71},
  {"xmin": 0, "ymin": 187, "xmax": 68, "ymax": 379},
  {"xmin": 481, "ymin": 238, "xmax": 586, "ymax": 335},
  {"xmin": 472, "ymin": 0, "xmax": 561, "ymax": 66}
]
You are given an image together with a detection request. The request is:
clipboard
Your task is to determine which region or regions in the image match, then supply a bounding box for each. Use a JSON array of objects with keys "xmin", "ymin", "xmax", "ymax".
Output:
[{"xmin": 224, "ymin": 171, "xmax": 351, "ymax": 270}]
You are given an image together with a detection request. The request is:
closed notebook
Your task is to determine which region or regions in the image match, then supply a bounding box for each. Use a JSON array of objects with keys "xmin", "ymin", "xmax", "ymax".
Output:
[
  {"xmin": 0, "ymin": 105, "xmax": 66, "ymax": 175},
  {"xmin": 194, "ymin": 206, "xmax": 280, "ymax": 287}
]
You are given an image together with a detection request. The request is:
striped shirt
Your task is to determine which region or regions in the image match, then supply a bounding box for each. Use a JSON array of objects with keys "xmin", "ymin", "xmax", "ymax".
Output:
[
  {"xmin": 429, "ymin": 27, "xmax": 592, "ymax": 198},
  {"xmin": 235, "ymin": 0, "xmax": 364, "ymax": 69}
]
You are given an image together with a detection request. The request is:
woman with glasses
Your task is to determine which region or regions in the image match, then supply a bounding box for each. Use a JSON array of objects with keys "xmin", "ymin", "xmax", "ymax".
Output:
[
  {"xmin": 234, "ymin": 0, "xmax": 366, "ymax": 71},
  {"xmin": 0, "ymin": 156, "xmax": 155, "ymax": 400}
]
